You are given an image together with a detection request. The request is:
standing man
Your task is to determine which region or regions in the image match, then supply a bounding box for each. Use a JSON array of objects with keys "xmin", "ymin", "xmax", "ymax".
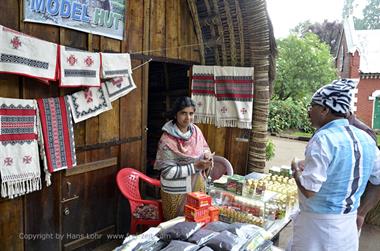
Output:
[{"xmin": 289, "ymin": 79, "xmax": 380, "ymax": 251}]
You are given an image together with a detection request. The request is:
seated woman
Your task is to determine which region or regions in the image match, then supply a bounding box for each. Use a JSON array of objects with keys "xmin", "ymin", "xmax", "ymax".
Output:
[{"xmin": 154, "ymin": 96, "xmax": 213, "ymax": 220}]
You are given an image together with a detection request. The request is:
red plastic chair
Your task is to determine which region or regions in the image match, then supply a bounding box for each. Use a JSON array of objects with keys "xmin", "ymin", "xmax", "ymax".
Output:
[{"xmin": 116, "ymin": 168, "xmax": 163, "ymax": 234}]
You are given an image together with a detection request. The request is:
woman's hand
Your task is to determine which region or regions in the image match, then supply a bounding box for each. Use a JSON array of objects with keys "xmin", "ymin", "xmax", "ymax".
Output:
[
  {"xmin": 194, "ymin": 159, "xmax": 213, "ymax": 171},
  {"xmin": 203, "ymin": 151, "xmax": 215, "ymax": 161}
]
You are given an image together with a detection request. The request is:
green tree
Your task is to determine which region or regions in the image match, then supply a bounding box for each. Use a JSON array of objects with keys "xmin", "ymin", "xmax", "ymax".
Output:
[
  {"xmin": 292, "ymin": 20, "xmax": 342, "ymax": 55},
  {"xmin": 355, "ymin": 0, "xmax": 380, "ymax": 29},
  {"xmin": 343, "ymin": 0, "xmax": 355, "ymax": 17},
  {"xmin": 274, "ymin": 33, "xmax": 337, "ymax": 100}
]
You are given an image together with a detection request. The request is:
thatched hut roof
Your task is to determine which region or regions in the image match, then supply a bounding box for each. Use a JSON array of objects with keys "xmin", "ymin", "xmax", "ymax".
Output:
[{"xmin": 187, "ymin": 0, "xmax": 277, "ymax": 173}]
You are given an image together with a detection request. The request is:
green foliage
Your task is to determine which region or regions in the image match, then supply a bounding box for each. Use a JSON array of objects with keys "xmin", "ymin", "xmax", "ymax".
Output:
[
  {"xmin": 274, "ymin": 33, "xmax": 337, "ymax": 101},
  {"xmin": 268, "ymin": 97, "xmax": 313, "ymax": 134},
  {"xmin": 292, "ymin": 20, "xmax": 342, "ymax": 56},
  {"xmin": 266, "ymin": 139, "xmax": 275, "ymax": 161},
  {"xmin": 343, "ymin": 0, "xmax": 355, "ymax": 17},
  {"xmin": 355, "ymin": 0, "xmax": 380, "ymax": 29}
]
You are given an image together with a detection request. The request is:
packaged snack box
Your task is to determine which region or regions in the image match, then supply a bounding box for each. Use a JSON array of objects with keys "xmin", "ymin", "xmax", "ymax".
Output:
[{"xmin": 187, "ymin": 192, "xmax": 212, "ymax": 209}]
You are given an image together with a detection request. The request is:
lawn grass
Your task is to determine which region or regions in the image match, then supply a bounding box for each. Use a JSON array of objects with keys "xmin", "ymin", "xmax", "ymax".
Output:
[
  {"xmin": 291, "ymin": 131, "xmax": 312, "ymax": 138},
  {"xmin": 290, "ymin": 131, "xmax": 380, "ymax": 146}
]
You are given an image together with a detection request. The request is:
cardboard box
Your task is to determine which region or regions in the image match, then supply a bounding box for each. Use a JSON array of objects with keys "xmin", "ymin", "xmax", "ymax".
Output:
[
  {"xmin": 186, "ymin": 192, "xmax": 211, "ymax": 209},
  {"xmin": 184, "ymin": 205, "xmax": 209, "ymax": 220},
  {"xmin": 208, "ymin": 206, "xmax": 220, "ymax": 222}
]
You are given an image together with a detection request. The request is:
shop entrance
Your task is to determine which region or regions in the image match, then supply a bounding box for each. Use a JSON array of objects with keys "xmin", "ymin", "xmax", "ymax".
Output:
[{"xmin": 146, "ymin": 61, "xmax": 191, "ymax": 178}]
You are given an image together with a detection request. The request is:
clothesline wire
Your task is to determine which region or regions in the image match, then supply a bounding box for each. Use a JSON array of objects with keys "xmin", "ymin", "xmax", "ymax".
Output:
[{"xmin": 131, "ymin": 58, "xmax": 153, "ymax": 71}]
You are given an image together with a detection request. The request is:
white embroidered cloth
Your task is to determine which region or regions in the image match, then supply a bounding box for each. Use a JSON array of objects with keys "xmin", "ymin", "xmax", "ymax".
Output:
[
  {"xmin": 60, "ymin": 46, "xmax": 101, "ymax": 87},
  {"xmin": 0, "ymin": 98, "xmax": 41, "ymax": 198},
  {"xmin": 214, "ymin": 66, "xmax": 254, "ymax": 129},
  {"xmin": 67, "ymin": 84, "xmax": 112, "ymax": 123},
  {"xmin": 101, "ymin": 52, "xmax": 132, "ymax": 79},
  {"xmin": 0, "ymin": 25, "xmax": 58, "ymax": 82},
  {"xmin": 191, "ymin": 65, "xmax": 216, "ymax": 124},
  {"xmin": 104, "ymin": 75, "xmax": 137, "ymax": 102}
]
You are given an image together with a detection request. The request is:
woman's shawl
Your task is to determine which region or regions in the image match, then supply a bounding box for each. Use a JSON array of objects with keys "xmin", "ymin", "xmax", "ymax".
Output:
[{"xmin": 154, "ymin": 123, "xmax": 209, "ymax": 171}]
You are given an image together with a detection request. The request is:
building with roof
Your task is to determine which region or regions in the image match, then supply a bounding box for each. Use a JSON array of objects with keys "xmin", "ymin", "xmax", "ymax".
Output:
[{"xmin": 336, "ymin": 17, "xmax": 380, "ymax": 128}]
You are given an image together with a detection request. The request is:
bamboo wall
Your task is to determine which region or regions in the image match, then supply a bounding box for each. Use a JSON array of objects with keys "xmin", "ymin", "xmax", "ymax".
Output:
[
  {"xmin": 0, "ymin": 0, "xmax": 253, "ymax": 249},
  {"xmin": 0, "ymin": 0, "xmax": 200, "ymax": 250}
]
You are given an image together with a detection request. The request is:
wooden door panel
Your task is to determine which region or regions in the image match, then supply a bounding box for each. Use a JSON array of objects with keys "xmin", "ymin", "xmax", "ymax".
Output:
[
  {"xmin": 24, "ymin": 173, "xmax": 61, "ymax": 251},
  {"xmin": 61, "ymin": 158, "xmax": 118, "ymax": 250},
  {"xmin": 0, "ymin": 197, "xmax": 23, "ymax": 251}
]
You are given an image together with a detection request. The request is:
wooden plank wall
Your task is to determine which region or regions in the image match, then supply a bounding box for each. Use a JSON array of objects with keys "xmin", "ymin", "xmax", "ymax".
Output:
[{"xmin": 0, "ymin": 0, "xmax": 202, "ymax": 250}]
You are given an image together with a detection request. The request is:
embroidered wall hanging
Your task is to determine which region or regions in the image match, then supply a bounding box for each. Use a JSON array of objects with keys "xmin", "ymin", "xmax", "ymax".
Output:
[
  {"xmin": 104, "ymin": 75, "xmax": 136, "ymax": 102},
  {"xmin": 191, "ymin": 65, "xmax": 216, "ymax": 124},
  {"xmin": 101, "ymin": 52, "xmax": 132, "ymax": 79},
  {"xmin": 37, "ymin": 96, "xmax": 77, "ymax": 173},
  {"xmin": 67, "ymin": 84, "xmax": 112, "ymax": 123},
  {"xmin": 0, "ymin": 25, "xmax": 58, "ymax": 82},
  {"xmin": 60, "ymin": 46, "xmax": 101, "ymax": 87},
  {"xmin": 214, "ymin": 66, "xmax": 254, "ymax": 129},
  {"xmin": 0, "ymin": 98, "xmax": 41, "ymax": 199}
]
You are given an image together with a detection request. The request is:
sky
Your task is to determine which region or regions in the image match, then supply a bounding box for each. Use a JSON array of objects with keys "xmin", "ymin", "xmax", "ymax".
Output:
[{"xmin": 266, "ymin": 0, "xmax": 366, "ymax": 38}]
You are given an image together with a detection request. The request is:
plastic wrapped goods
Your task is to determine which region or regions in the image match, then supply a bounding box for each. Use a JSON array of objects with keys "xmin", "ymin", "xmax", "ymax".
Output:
[
  {"xmin": 197, "ymin": 246, "xmax": 214, "ymax": 251},
  {"xmin": 160, "ymin": 240, "xmax": 199, "ymax": 251},
  {"xmin": 204, "ymin": 230, "xmax": 246, "ymax": 251},
  {"xmin": 187, "ymin": 228, "xmax": 218, "ymax": 246},
  {"xmin": 203, "ymin": 221, "xmax": 230, "ymax": 232},
  {"xmin": 113, "ymin": 235, "xmax": 159, "ymax": 251},
  {"xmin": 159, "ymin": 222, "xmax": 202, "ymax": 241}
]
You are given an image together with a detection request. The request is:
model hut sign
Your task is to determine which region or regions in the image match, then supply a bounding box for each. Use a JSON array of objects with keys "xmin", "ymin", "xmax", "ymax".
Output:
[{"xmin": 24, "ymin": 0, "xmax": 125, "ymax": 40}]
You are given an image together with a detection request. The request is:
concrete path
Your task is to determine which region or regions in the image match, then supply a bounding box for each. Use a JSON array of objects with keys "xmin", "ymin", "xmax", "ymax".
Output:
[{"xmin": 268, "ymin": 136, "xmax": 380, "ymax": 251}]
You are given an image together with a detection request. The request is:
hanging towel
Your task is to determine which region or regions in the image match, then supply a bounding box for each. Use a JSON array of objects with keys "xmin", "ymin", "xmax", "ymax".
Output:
[
  {"xmin": 60, "ymin": 46, "xmax": 101, "ymax": 87},
  {"xmin": 101, "ymin": 52, "xmax": 132, "ymax": 79},
  {"xmin": 191, "ymin": 65, "xmax": 216, "ymax": 124},
  {"xmin": 36, "ymin": 110, "xmax": 51, "ymax": 186},
  {"xmin": 67, "ymin": 84, "xmax": 112, "ymax": 123},
  {"xmin": 37, "ymin": 96, "xmax": 77, "ymax": 174},
  {"xmin": 0, "ymin": 98, "xmax": 41, "ymax": 199},
  {"xmin": 0, "ymin": 25, "xmax": 58, "ymax": 82},
  {"xmin": 214, "ymin": 66, "xmax": 254, "ymax": 129},
  {"xmin": 104, "ymin": 75, "xmax": 137, "ymax": 102}
]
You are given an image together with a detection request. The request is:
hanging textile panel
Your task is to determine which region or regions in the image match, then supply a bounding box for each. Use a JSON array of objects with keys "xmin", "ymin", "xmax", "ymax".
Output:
[
  {"xmin": 37, "ymin": 96, "xmax": 77, "ymax": 173},
  {"xmin": 104, "ymin": 75, "xmax": 137, "ymax": 102},
  {"xmin": 0, "ymin": 25, "xmax": 58, "ymax": 82},
  {"xmin": 67, "ymin": 84, "xmax": 112, "ymax": 123},
  {"xmin": 60, "ymin": 46, "xmax": 101, "ymax": 87},
  {"xmin": 214, "ymin": 66, "xmax": 254, "ymax": 129},
  {"xmin": 101, "ymin": 52, "xmax": 132, "ymax": 79},
  {"xmin": 0, "ymin": 98, "xmax": 41, "ymax": 199},
  {"xmin": 191, "ymin": 65, "xmax": 216, "ymax": 124}
]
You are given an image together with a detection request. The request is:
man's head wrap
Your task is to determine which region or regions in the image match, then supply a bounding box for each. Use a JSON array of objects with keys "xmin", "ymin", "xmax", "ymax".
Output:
[{"xmin": 311, "ymin": 79, "xmax": 357, "ymax": 114}]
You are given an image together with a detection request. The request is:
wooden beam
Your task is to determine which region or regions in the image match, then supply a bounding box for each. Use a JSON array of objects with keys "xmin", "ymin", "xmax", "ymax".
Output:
[{"xmin": 64, "ymin": 158, "xmax": 118, "ymax": 177}]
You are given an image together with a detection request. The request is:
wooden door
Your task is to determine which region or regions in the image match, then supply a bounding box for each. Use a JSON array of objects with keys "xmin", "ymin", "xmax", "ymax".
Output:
[
  {"xmin": 373, "ymin": 97, "xmax": 380, "ymax": 129},
  {"xmin": 60, "ymin": 158, "xmax": 119, "ymax": 251}
]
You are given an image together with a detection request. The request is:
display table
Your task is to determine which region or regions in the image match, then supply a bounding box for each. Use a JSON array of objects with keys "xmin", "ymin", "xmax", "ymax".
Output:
[{"xmin": 267, "ymin": 213, "xmax": 292, "ymax": 245}]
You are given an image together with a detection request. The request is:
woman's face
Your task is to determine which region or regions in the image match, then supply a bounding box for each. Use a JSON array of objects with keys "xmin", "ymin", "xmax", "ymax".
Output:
[{"xmin": 175, "ymin": 106, "xmax": 195, "ymax": 131}]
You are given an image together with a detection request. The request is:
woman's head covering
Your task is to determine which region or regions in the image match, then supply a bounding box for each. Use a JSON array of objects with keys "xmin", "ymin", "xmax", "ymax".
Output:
[{"xmin": 311, "ymin": 79, "xmax": 357, "ymax": 114}]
